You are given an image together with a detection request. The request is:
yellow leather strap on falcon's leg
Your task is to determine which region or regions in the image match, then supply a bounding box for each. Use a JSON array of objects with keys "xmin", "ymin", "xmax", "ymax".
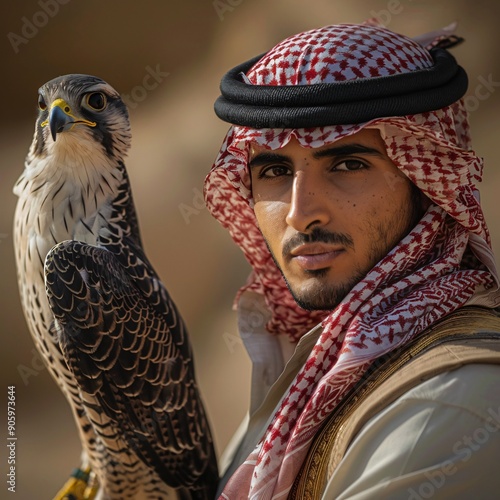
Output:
[{"xmin": 53, "ymin": 467, "xmax": 99, "ymax": 500}]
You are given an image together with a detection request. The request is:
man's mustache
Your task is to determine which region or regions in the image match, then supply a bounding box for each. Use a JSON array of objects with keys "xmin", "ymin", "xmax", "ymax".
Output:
[{"xmin": 282, "ymin": 227, "xmax": 354, "ymax": 258}]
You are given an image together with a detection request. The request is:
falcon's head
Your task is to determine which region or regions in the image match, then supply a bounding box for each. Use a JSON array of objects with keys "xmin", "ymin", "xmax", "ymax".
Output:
[{"xmin": 31, "ymin": 74, "xmax": 131, "ymax": 163}]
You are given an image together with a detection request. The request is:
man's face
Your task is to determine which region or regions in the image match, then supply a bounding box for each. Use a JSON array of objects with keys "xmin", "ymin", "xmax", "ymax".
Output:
[{"xmin": 249, "ymin": 129, "xmax": 424, "ymax": 310}]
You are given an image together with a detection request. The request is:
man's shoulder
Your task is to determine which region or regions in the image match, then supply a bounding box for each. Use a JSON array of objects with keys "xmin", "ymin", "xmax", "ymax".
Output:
[
  {"xmin": 320, "ymin": 364, "xmax": 500, "ymax": 500},
  {"xmin": 397, "ymin": 362, "xmax": 500, "ymax": 416},
  {"xmin": 290, "ymin": 307, "xmax": 500, "ymax": 499}
]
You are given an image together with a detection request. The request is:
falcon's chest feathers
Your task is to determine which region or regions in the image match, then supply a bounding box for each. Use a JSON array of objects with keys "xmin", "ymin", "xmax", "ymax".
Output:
[{"xmin": 15, "ymin": 129, "xmax": 121, "ymax": 257}]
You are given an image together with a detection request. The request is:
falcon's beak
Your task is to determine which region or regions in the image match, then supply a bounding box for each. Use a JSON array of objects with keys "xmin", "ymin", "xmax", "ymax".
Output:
[{"xmin": 41, "ymin": 99, "xmax": 96, "ymax": 141}]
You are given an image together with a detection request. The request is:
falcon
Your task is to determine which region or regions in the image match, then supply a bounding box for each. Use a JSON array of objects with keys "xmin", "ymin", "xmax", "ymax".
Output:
[{"xmin": 13, "ymin": 74, "xmax": 218, "ymax": 499}]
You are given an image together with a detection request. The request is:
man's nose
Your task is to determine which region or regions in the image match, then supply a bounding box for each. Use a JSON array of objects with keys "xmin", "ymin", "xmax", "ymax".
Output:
[{"xmin": 285, "ymin": 171, "xmax": 331, "ymax": 232}]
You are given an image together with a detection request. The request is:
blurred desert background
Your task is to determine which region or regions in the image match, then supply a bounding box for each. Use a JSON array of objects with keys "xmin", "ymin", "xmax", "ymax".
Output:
[{"xmin": 0, "ymin": 0, "xmax": 499, "ymax": 497}]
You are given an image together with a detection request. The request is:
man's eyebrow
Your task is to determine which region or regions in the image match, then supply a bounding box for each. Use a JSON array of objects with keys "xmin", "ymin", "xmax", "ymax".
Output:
[
  {"xmin": 248, "ymin": 152, "xmax": 291, "ymax": 169},
  {"xmin": 248, "ymin": 144, "xmax": 385, "ymax": 169},
  {"xmin": 312, "ymin": 143, "xmax": 385, "ymax": 159}
]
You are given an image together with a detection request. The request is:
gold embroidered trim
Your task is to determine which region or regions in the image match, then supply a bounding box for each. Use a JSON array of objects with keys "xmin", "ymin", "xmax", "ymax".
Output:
[{"xmin": 289, "ymin": 307, "xmax": 500, "ymax": 500}]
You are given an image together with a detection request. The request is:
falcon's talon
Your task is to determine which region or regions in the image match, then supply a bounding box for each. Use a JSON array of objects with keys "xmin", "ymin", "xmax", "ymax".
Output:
[
  {"xmin": 14, "ymin": 74, "xmax": 218, "ymax": 498},
  {"xmin": 83, "ymin": 472, "xmax": 99, "ymax": 500}
]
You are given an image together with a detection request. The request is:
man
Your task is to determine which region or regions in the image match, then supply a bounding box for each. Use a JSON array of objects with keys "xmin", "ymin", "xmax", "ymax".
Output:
[{"xmin": 206, "ymin": 23, "xmax": 500, "ymax": 499}]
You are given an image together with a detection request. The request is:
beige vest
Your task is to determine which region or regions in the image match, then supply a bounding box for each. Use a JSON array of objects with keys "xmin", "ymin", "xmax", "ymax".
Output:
[{"xmin": 290, "ymin": 306, "xmax": 500, "ymax": 499}]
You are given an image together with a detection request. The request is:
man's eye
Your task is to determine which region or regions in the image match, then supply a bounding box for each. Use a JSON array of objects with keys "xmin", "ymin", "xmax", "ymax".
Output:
[
  {"xmin": 259, "ymin": 165, "xmax": 291, "ymax": 178},
  {"xmin": 334, "ymin": 159, "xmax": 366, "ymax": 171}
]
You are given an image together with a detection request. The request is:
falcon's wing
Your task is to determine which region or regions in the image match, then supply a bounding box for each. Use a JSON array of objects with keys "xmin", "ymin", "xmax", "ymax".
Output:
[{"xmin": 44, "ymin": 240, "xmax": 218, "ymax": 499}]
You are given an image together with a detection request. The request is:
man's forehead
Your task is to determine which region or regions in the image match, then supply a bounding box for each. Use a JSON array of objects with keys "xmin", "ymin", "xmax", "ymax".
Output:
[{"xmin": 248, "ymin": 128, "xmax": 385, "ymax": 159}]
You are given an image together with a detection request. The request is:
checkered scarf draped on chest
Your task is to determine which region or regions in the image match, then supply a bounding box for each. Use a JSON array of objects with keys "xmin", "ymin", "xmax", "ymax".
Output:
[{"xmin": 205, "ymin": 24, "xmax": 500, "ymax": 499}]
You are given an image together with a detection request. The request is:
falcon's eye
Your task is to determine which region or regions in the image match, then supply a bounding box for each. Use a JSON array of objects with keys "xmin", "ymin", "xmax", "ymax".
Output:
[
  {"xmin": 85, "ymin": 92, "xmax": 107, "ymax": 111},
  {"xmin": 38, "ymin": 95, "xmax": 47, "ymax": 111}
]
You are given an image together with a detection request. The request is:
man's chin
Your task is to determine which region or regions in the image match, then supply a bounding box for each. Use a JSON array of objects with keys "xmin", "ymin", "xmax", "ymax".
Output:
[
  {"xmin": 284, "ymin": 269, "xmax": 368, "ymax": 311},
  {"xmin": 286, "ymin": 280, "xmax": 353, "ymax": 311},
  {"xmin": 293, "ymin": 297, "xmax": 336, "ymax": 311}
]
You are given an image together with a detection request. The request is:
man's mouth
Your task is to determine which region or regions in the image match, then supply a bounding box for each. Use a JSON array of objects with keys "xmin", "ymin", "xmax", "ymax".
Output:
[{"xmin": 289, "ymin": 243, "xmax": 345, "ymax": 271}]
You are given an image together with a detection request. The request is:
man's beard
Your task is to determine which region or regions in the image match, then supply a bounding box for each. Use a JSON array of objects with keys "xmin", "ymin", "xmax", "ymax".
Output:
[
  {"xmin": 265, "ymin": 183, "xmax": 425, "ymax": 311},
  {"xmin": 285, "ymin": 265, "xmax": 367, "ymax": 311},
  {"xmin": 266, "ymin": 231, "xmax": 366, "ymax": 311}
]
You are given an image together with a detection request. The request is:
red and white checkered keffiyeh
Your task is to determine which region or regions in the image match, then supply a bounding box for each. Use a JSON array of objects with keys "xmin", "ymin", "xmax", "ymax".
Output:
[{"xmin": 204, "ymin": 23, "xmax": 500, "ymax": 499}]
